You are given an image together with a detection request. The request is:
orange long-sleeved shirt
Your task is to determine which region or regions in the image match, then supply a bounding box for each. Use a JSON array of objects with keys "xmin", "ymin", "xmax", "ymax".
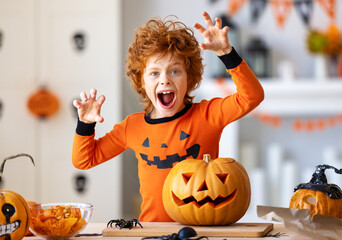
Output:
[{"xmin": 72, "ymin": 49, "xmax": 264, "ymax": 222}]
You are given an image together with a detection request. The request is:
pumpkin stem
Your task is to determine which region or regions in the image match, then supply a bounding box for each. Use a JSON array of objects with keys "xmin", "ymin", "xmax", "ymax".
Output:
[
  {"xmin": 0, "ymin": 153, "xmax": 35, "ymax": 184},
  {"xmin": 203, "ymin": 154, "xmax": 211, "ymax": 163}
]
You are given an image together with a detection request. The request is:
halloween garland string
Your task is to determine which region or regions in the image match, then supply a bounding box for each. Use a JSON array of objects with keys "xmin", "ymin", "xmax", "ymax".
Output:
[
  {"xmin": 216, "ymin": 78, "xmax": 342, "ymax": 132},
  {"xmin": 217, "ymin": 0, "xmax": 339, "ymax": 29}
]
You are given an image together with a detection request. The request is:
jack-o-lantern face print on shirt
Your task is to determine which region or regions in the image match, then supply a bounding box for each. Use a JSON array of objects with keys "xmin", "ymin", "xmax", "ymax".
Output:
[{"xmin": 139, "ymin": 130, "xmax": 200, "ymax": 169}]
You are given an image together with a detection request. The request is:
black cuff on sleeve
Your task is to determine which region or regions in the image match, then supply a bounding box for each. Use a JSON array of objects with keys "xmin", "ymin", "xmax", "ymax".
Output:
[
  {"xmin": 76, "ymin": 118, "xmax": 96, "ymax": 136},
  {"xmin": 218, "ymin": 47, "xmax": 242, "ymax": 69}
]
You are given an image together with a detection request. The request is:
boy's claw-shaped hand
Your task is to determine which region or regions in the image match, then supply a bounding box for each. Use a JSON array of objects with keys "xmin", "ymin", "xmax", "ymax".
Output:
[
  {"xmin": 193, "ymin": 11, "xmax": 232, "ymax": 56},
  {"xmin": 73, "ymin": 88, "xmax": 106, "ymax": 123}
]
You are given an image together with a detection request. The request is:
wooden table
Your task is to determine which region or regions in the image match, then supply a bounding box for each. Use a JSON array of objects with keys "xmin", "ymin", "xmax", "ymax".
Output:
[{"xmin": 23, "ymin": 222, "xmax": 313, "ymax": 240}]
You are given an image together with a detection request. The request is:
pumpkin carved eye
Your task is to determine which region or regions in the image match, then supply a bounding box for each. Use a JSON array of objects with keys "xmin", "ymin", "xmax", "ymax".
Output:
[
  {"xmin": 182, "ymin": 173, "xmax": 194, "ymax": 184},
  {"xmin": 216, "ymin": 173, "xmax": 228, "ymax": 184}
]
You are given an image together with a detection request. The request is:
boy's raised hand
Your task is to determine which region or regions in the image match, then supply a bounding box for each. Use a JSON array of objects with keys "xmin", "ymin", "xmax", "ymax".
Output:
[
  {"xmin": 73, "ymin": 88, "xmax": 105, "ymax": 123},
  {"xmin": 193, "ymin": 11, "xmax": 232, "ymax": 56}
]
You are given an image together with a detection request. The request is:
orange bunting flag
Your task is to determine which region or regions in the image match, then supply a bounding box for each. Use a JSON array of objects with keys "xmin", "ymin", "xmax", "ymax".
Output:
[
  {"xmin": 315, "ymin": 0, "xmax": 336, "ymax": 20},
  {"xmin": 305, "ymin": 120, "xmax": 314, "ymax": 132},
  {"xmin": 227, "ymin": 0, "xmax": 248, "ymax": 16},
  {"xmin": 271, "ymin": 116, "xmax": 282, "ymax": 127},
  {"xmin": 328, "ymin": 116, "xmax": 337, "ymax": 127},
  {"xmin": 293, "ymin": 119, "xmax": 303, "ymax": 132},
  {"xmin": 338, "ymin": 114, "xmax": 342, "ymax": 122},
  {"xmin": 271, "ymin": 0, "xmax": 293, "ymax": 28},
  {"xmin": 317, "ymin": 118, "xmax": 326, "ymax": 130}
]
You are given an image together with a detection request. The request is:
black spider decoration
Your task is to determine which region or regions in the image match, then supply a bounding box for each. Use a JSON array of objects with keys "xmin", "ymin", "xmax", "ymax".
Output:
[
  {"xmin": 107, "ymin": 218, "xmax": 143, "ymax": 229},
  {"xmin": 142, "ymin": 227, "xmax": 208, "ymax": 240}
]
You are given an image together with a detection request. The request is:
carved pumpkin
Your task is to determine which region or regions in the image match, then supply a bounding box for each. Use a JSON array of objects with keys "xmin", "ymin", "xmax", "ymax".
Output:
[
  {"xmin": 162, "ymin": 154, "xmax": 251, "ymax": 225},
  {"xmin": 0, "ymin": 190, "xmax": 30, "ymax": 240},
  {"xmin": 27, "ymin": 87, "xmax": 60, "ymax": 118},
  {"xmin": 289, "ymin": 164, "xmax": 342, "ymax": 218},
  {"xmin": 0, "ymin": 154, "xmax": 35, "ymax": 238}
]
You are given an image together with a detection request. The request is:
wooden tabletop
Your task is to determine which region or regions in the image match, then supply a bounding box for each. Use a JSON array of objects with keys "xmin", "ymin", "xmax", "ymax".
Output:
[{"xmin": 23, "ymin": 222, "xmax": 313, "ymax": 240}]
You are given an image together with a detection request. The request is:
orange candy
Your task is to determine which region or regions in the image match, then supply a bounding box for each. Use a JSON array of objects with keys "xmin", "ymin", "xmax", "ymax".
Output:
[{"xmin": 30, "ymin": 205, "xmax": 86, "ymax": 237}]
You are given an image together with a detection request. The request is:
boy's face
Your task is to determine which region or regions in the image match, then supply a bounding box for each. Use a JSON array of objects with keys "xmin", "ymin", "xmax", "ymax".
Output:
[{"xmin": 143, "ymin": 52, "xmax": 188, "ymax": 119}]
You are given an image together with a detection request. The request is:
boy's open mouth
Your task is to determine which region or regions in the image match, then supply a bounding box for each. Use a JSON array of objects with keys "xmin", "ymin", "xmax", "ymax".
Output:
[{"xmin": 157, "ymin": 91, "xmax": 175, "ymax": 108}]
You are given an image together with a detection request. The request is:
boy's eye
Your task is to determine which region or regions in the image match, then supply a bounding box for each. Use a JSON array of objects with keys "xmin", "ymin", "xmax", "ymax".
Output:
[
  {"xmin": 171, "ymin": 69, "xmax": 179, "ymax": 74},
  {"xmin": 151, "ymin": 72, "xmax": 159, "ymax": 76}
]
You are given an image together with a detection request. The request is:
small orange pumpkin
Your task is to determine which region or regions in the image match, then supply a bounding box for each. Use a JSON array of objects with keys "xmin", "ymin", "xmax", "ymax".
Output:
[
  {"xmin": 162, "ymin": 154, "xmax": 251, "ymax": 225},
  {"xmin": 0, "ymin": 190, "xmax": 30, "ymax": 240},
  {"xmin": 27, "ymin": 87, "xmax": 60, "ymax": 118},
  {"xmin": 289, "ymin": 164, "xmax": 342, "ymax": 219}
]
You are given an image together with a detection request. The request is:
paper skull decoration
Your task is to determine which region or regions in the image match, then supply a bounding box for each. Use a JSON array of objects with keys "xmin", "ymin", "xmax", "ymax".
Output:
[
  {"xmin": 162, "ymin": 154, "xmax": 251, "ymax": 225},
  {"xmin": 289, "ymin": 164, "xmax": 342, "ymax": 218}
]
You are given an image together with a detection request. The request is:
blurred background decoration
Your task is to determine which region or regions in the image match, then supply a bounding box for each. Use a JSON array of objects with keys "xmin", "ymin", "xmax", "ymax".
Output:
[
  {"xmin": 307, "ymin": 23, "xmax": 342, "ymax": 78},
  {"xmin": 227, "ymin": 0, "xmax": 336, "ymax": 28},
  {"xmin": 307, "ymin": 24, "xmax": 341, "ymax": 55},
  {"xmin": 244, "ymin": 37, "xmax": 270, "ymax": 78}
]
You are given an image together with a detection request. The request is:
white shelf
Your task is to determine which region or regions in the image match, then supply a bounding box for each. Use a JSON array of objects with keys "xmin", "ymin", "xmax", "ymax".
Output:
[{"xmin": 196, "ymin": 78, "xmax": 342, "ymax": 116}]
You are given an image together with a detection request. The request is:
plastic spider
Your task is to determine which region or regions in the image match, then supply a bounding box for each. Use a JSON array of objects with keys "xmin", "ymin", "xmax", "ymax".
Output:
[
  {"xmin": 107, "ymin": 218, "xmax": 143, "ymax": 229},
  {"xmin": 142, "ymin": 227, "xmax": 208, "ymax": 240}
]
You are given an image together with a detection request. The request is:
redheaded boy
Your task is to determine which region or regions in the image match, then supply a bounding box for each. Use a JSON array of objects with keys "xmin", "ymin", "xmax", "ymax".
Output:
[{"xmin": 72, "ymin": 11, "xmax": 264, "ymax": 222}]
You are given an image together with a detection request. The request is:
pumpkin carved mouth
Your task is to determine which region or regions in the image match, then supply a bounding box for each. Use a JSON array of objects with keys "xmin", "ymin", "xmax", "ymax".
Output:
[
  {"xmin": 171, "ymin": 189, "xmax": 237, "ymax": 208},
  {"xmin": 0, "ymin": 220, "xmax": 21, "ymax": 237}
]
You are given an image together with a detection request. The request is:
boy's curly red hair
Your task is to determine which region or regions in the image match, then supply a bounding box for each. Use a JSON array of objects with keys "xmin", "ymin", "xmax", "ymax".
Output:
[{"xmin": 125, "ymin": 16, "xmax": 203, "ymax": 114}]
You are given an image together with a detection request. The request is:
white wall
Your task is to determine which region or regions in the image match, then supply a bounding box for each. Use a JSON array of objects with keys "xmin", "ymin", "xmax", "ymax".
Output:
[{"xmin": 0, "ymin": 0, "xmax": 122, "ymax": 222}]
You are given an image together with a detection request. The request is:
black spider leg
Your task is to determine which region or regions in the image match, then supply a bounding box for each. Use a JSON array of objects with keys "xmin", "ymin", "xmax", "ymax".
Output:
[
  {"xmin": 192, "ymin": 237, "xmax": 208, "ymax": 240},
  {"xmin": 142, "ymin": 233, "xmax": 178, "ymax": 240},
  {"xmin": 266, "ymin": 232, "xmax": 287, "ymax": 238},
  {"xmin": 134, "ymin": 220, "xmax": 143, "ymax": 228},
  {"xmin": 107, "ymin": 220, "xmax": 115, "ymax": 228},
  {"xmin": 107, "ymin": 219, "xmax": 122, "ymax": 228}
]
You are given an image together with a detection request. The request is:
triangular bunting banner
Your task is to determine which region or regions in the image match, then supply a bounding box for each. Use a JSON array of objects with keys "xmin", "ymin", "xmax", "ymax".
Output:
[
  {"xmin": 250, "ymin": 0, "xmax": 268, "ymax": 23},
  {"xmin": 224, "ymin": 0, "xmax": 337, "ymax": 29},
  {"xmin": 227, "ymin": 0, "xmax": 248, "ymax": 16},
  {"xmin": 315, "ymin": 0, "xmax": 336, "ymax": 20},
  {"xmin": 294, "ymin": 0, "xmax": 313, "ymax": 25},
  {"xmin": 271, "ymin": 0, "xmax": 293, "ymax": 28}
]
